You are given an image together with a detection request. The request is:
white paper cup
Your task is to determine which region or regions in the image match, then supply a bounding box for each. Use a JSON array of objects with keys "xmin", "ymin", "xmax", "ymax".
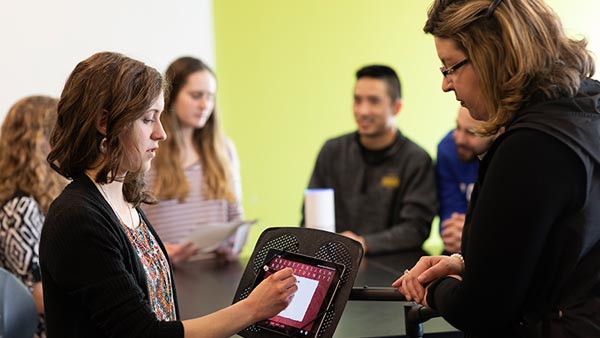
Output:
[{"xmin": 304, "ymin": 188, "xmax": 335, "ymax": 232}]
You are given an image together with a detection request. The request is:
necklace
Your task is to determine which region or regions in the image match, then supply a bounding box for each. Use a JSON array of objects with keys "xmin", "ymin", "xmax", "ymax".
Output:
[{"xmin": 97, "ymin": 183, "xmax": 136, "ymax": 229}]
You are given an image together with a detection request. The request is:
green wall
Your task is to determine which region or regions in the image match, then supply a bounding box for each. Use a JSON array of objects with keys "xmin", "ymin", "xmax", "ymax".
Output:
[{"xmin": 213, "ymin": 0, "xmax": 600, "ymax": 257}]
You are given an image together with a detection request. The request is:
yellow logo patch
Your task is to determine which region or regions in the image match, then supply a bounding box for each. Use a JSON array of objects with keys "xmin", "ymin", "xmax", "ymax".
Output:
[{"xmin": 381, "ymin": 175, "xmax": 400, "ymax": 188}]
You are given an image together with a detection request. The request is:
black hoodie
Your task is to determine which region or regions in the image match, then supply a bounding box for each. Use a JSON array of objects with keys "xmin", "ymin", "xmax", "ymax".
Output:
[{"xmin": 427, "ymin": 79, "xmax": 600, "ymax": 338}]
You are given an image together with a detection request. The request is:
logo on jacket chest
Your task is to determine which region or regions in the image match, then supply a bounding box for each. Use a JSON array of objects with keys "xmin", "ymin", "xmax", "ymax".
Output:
[{"xmin": 380, "ymin": 174, "xmax": 400, "ymax": 189}]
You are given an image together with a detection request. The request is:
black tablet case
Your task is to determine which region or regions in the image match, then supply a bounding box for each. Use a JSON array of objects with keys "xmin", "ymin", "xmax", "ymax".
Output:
[{"xmin": 232, "ymin": 227, "xmax": 364, "ymax": 338}]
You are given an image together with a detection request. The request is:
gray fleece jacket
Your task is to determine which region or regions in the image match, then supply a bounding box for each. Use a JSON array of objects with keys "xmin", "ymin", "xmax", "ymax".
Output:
[{"xmin": 304, "ymin": 130, "xmax": 438, "ymax": 255}]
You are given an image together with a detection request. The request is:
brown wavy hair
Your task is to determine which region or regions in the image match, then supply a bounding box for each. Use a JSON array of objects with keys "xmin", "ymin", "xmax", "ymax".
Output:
[
  {"xmin": 0, "ymin": 96, "xmax": 65, "ymax": 213},
  {"xmin": 47, "ymin": 52, "xmax": 166, "ymax": 206},
  {"xmin": 152, "ymin": 56, "xmax": 235, "ymax": 203},
  {"xmin": 424, "ymin": 0, "xmax": 595, "ymax": 135}
]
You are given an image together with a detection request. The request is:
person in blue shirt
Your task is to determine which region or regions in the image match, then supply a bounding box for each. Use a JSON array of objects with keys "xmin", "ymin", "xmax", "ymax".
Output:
[{"xmin": 435, "ymin": 106, "xmax": 497, "ymax": 253}]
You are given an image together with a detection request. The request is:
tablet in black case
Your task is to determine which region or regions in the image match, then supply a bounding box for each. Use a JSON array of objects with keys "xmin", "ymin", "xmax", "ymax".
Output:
[{"xmin": 252, "ymin": 249, "xmax": 346, "ymax": 338}]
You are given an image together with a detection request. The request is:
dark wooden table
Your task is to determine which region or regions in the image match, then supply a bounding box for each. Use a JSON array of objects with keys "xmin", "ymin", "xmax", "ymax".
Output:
[{"xmin": 173, "ymin": 250, "xmax": 460, "ymax": 337}]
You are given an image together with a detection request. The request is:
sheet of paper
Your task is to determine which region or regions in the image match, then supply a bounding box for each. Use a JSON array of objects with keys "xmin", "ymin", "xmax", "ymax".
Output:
[
  {"xmin": 231, "ymin": 223, "xmax": 251, "ymax": 255},
  {"xmin": 183, "ymin": 219, "xmax": 256, "ymax": 253}
]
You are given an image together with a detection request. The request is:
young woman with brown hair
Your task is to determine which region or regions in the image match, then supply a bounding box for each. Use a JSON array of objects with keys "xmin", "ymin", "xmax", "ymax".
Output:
[{"xmin": 40, "ymin": 52, "xmax": 296, "ymax": 338}]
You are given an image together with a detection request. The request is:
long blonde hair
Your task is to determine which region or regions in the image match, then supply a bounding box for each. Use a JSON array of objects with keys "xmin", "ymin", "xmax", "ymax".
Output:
[
  {"xmin": 152, "ymin": 57, "xmax": 235, "ymax": 203},
  {"xmin": 0, "ymin": 96, "xmax": 65, "ymax": 213},
  {"xmin": 424, "ymin": 0, "xmax": 595, "ymax": 135}
]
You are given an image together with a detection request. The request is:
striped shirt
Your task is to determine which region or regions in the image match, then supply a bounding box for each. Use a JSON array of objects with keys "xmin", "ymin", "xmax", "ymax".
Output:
[{"xmin": 143, "ymin": 141, "xmax": 244, "ymax": 249}]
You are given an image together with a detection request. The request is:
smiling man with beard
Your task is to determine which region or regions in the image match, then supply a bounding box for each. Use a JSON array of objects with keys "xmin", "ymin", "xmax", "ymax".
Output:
[
  {"xmin": 435, "ymin": 106, "xmax": 499, "ymax": 254},
  {"xmin": 302, "ymin": 65, "xmax": 438, "ymax": 255}
]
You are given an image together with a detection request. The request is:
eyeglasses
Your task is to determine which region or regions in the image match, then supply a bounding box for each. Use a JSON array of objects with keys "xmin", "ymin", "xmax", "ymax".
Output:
[{"xmin": 440, "ymin": 58, "xmax": 469, "ymax": 78}]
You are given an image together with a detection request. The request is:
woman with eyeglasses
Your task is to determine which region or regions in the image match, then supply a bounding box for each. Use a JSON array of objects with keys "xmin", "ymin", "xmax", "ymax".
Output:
[{"xmin": 394, "ymin": 0, "xmax": 600, "ymax": 337}]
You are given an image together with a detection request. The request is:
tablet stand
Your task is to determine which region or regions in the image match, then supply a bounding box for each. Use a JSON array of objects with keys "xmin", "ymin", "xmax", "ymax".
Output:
[{"xmin": 232, "ymin": 227, "xmax": 364, "ymax": 338}]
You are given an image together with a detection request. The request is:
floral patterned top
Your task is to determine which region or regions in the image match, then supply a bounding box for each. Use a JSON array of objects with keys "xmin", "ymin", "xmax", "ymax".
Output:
[{"xmin": 122, "ymin": 212, "xmax": 176, "ymax": 321}]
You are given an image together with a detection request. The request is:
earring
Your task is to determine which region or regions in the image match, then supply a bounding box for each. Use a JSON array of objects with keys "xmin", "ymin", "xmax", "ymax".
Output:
[{"xmin": 99, "ymin": 137, "xmax": 107, "ymax": 153}]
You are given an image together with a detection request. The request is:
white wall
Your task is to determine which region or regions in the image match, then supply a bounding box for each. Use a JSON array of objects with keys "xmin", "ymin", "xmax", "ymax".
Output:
[
  {"xmin": 547, "ymin": 0, "xmax": 600, "ymax": 75},
  {"xmin": 0, "ymin": 0, "xmax": 215, "ymax": 118}
]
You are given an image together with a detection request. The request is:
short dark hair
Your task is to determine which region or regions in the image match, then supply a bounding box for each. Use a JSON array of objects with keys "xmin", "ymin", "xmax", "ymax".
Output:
[{"xmin": 356, "ymin": 65, "xmax": 402, "ymax": 102}]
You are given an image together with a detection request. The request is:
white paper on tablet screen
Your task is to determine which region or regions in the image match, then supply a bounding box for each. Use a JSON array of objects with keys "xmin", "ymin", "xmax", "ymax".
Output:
[
  {"xmin": 277, "ymin": 275, "xmax": 319, "ymax": 322},
  {"xmin": 183, "ymin": 219, "xmax": 257, "ymax": 253}
]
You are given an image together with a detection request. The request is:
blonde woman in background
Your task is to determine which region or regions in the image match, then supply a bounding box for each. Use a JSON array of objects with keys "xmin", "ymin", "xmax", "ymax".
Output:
[
  {"xmin": 144, "ymin": 56, "xmax": 247, "ymax": 264},
  {"xmin": 0, "ymin": 96, "xmax": 66, "ymax": 338}
]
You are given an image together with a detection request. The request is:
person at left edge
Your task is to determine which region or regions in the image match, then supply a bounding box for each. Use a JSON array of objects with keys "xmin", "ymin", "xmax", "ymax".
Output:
[{"xmin": 0, "ymin": 95, "xmax": 67, "ymax": 338}]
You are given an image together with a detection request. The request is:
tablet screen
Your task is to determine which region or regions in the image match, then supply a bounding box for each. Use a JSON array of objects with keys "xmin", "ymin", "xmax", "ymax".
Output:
[{"xmin": 253, "ymin": 249, "xmax": 345, "ymax": 337}]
